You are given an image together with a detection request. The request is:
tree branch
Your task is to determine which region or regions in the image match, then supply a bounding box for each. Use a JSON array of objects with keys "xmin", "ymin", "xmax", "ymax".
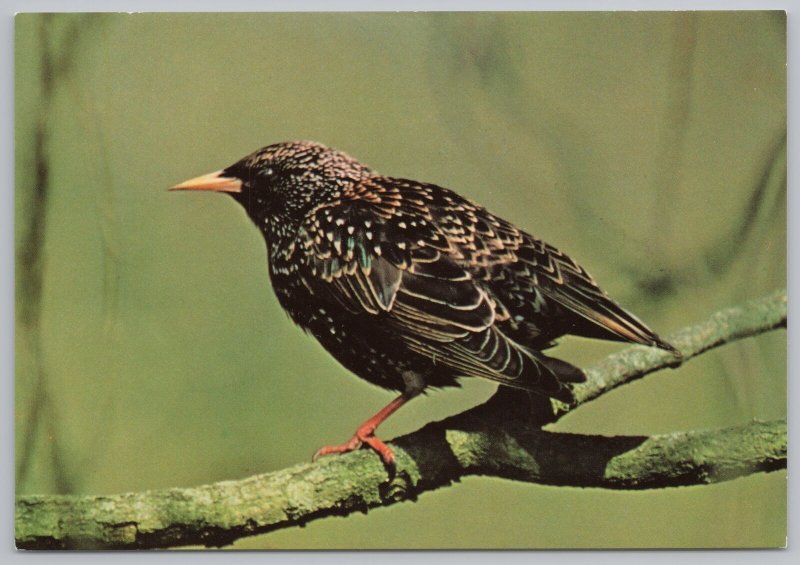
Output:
[
  {"xmin": 561, "ymin": 288, "xmax": 787, "ymax": 417},
  {"xmin": 15, "ymin": 289, "xmax": 787, "ymax": 549}
]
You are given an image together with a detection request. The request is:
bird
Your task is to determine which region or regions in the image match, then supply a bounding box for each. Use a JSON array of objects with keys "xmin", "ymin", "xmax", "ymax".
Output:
[{"xmin": 171, "ymin": 141, "xmax": 679, "ymax": 467}]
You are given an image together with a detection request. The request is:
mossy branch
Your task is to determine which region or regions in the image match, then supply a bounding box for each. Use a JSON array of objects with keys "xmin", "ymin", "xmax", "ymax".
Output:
[
  {"xmin": 15, "ymin": 289, "xmax": 787, "ymax": 550},
  {"xmin": 562, "ymin": 288, "xmax": 787, "ymax": 417}
]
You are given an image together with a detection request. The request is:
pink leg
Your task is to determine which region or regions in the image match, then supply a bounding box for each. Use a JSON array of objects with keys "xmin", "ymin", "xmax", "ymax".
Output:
[{"xmin": 312, "ymin": 392, "xmax": 414, "ymax": 467}]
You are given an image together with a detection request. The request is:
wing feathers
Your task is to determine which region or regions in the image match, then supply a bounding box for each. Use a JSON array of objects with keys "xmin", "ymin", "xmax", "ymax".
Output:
[
  {"xmin": 294, "ymin": 180, "xmax": 665, "ymax": 404},
  {"xmin": 367, "ymin": 256, "xmax": 402, "ymax": 311},
  {"xmin": 538, "ymin": 278, "xmax": 663, "ymax": 346}
]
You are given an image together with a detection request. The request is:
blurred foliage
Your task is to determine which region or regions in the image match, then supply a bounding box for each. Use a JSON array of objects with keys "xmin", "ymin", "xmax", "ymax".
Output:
[{"xmin": 15, "ymin": 12, "xmax": 785, "ymax": 548}]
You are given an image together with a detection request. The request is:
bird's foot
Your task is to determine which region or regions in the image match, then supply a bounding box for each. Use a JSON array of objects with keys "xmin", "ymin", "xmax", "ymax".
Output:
[
  {"xmin": 312, "ymin": 392, "xmax": 413, "ymax": 471},
  {"xmin": 312, "ymin": 426, "xmax": 396, "ymax": 468}
]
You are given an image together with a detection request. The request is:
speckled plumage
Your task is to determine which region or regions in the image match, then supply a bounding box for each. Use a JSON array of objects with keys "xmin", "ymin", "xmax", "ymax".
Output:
[{"xmin": 174, "ymin": 141, "xmax": 678, "ymax": 464}]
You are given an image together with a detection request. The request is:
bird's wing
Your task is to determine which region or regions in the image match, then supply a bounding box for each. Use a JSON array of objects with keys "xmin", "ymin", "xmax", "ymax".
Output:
[
  {"xmin": 294, "ymin": 185, "xmax": 578, "ymax": 399},
  {"xmin": 421, "ymin": 184, "xmax": 671, "ymax": 350},
  {"xmin": 510, "ymin": 235, "xmax": 670, "ymax": 347}
]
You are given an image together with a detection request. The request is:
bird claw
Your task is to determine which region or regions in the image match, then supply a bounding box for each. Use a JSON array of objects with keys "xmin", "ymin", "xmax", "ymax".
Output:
[
  {"xmin": 312, "ymin": 430, "xmax": 397, "ymax": 470},
  {"xmin": 311, "ymin": 393, "xmax": 410, "ymax": 470},
  {"xmin": 312, "ymin": 436, "xmax": 362, "ymax": 462}
]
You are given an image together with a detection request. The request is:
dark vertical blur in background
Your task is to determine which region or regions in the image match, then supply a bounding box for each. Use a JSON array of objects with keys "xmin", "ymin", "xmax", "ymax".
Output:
[{"xmin": 15, "ymin": 12, "xmax": 785, "ymax": 548}]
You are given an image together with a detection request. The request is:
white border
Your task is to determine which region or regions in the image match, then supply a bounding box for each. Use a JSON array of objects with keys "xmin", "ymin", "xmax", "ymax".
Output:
[{"xmin": 3, "ymin": 1, "xmax": 795, "ymax": 562}]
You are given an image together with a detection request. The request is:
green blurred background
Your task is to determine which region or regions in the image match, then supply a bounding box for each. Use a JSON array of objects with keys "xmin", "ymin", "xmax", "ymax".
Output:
[{"xmin": 15, "ymin": 12, "xmax": 786, "ymax": 549}]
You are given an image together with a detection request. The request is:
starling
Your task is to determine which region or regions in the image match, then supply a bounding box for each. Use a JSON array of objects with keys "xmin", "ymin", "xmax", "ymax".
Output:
[{"xmin": 171, "ymin": 141, "xmax": 679, "ymax": 466}]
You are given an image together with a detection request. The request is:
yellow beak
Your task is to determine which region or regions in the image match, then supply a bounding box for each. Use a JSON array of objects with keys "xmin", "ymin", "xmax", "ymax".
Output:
[{"xmin": 169, "ymin": 170, "xmax": 242, "ymax": 193}]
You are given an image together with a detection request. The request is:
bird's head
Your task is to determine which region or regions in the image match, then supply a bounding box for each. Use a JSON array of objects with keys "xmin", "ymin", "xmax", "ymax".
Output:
[{"xmin": 171, "ymin": 141, "xmax": 372, "ymax": 232}]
